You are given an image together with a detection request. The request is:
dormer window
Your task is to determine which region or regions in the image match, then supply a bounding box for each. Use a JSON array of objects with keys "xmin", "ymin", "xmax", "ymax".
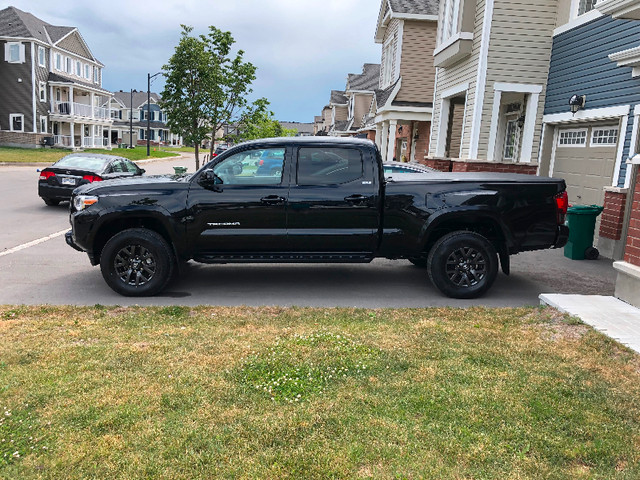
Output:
[
  {"xmin": 440, "ymin": 0, "xmax": 461, "ymax": 43},
  {"xmin": 578, "ymin": 0, "xmax": 597, "ymax": 15}
]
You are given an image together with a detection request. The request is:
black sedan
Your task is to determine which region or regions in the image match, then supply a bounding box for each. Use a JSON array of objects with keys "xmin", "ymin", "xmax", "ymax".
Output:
[{"xmin": 38, "ymin": 153, "xmax": 145, "ymax": 206}]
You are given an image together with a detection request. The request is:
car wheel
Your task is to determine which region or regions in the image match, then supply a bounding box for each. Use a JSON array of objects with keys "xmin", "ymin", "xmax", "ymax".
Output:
[
  {"xmin": 100, "ymin": 228, "xmax": 174, "ymax": 297},
  {"xmin": 42, "ymin": 197, "xmax": 60, "ymax": 206},
  {"xmin": 427, "ymin": 231, "xmax": 498, "ymax": 299}
]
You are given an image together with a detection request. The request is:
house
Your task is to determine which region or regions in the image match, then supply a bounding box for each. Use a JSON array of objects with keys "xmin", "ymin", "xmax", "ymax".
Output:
[
  {"xmin": 107, "ymin": 90, "xmax": 182, "ymax": 146},
  {"xmin": 279, "ymin": 121, "xmax": 314, "ymax": 136},
  {"xmin": 0, "ymin": 6, "xmax": 113, "ymax": 149},
  {"xmin": 427, "ymin": 0, "xmax": 557, "ymax": 175},
  {"xmin": 373, "ymin": 0, "xmax": 439, "ymax": 163},
  {"xmin": 313, "ymin": 115, "xmax": 323, "ymax": 135},
  {"xmin": 328, "ymin": 90, "xmax": 350, "ymax": 136},
  {"xmin": 344, "ymin": 63, "xmax": 380, "ymax": 140},
  {"xmin": 537, "ymin": 1, "xmax": 640, "ymax": 265}
]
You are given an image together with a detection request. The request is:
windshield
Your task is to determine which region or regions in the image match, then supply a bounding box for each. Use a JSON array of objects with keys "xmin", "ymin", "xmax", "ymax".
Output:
[{"xmin": 55, "ymin": 156, "xmax": 110, "ymax": 170}]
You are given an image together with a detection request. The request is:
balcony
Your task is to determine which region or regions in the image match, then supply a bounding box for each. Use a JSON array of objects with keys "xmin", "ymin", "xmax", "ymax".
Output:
[{"xmin": 52, "ymin": 101, "xmax": 111, "ymax": 121}]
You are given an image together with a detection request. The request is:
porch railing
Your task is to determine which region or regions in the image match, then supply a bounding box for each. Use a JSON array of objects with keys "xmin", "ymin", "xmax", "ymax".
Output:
[
  {"xmin": 52, "ymin": 101, "xmax": 111, "ymax": 120},
  {"xmin": 53, "ymin": 135, "xmax": 72, "ymax": 147},
  {"xmin": 82, "ymin": 137, "xmax": 107, "ymax": 148}
]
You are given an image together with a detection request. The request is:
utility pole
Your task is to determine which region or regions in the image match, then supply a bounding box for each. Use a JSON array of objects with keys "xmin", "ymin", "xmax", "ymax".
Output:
[
  {"xmin": 147, "ymin": 72, "xmax": 162, "ymax": 157},
  {"xmin": 129, "ymin": 89, "xmax": 133, "ymax": 149}
]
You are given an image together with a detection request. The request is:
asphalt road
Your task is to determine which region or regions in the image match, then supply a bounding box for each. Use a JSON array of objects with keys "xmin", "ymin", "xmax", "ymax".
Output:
[{"xmin": 0, "ymin": 155, "xmax": 617, "ymax": 307}]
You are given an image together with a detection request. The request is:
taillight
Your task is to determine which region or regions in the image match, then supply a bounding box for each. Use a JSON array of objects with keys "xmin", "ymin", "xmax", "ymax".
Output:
[
  {"xmin": 259, "ymin": 159, "xmax": 264, "ymax": 166},
  {"xmin": 82, "ymin": 175, "xmax": 103, "ymax": 183},
  {"xmin": 39, "ymin": 170, "xmax": 55, "ymax": 180},
  {"xmin": 555, "ymin": 191, "xmax": 569, "ymax": 224},
  {"xmin": 212, "ymin": 153, "xmax": 218, "ymax": 158}
]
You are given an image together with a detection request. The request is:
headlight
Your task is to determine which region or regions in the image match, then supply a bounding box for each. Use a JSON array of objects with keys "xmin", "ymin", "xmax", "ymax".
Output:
[{"xmin": 73, "ymin": 195, "xmax": 98, "ymax": 211}]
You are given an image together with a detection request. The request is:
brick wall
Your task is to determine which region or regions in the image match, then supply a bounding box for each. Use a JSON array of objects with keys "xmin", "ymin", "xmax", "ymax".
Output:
[
  {"xmin": 414, "ymin": 122, "xmax": 430, "ymax": 161},
  {"xmin": 0, "ymin": 131, "xmax": 46, "ymax": 148},
  {"xmin": 624, "ymin": 168, "xmax": 640, "ymax": 267},
  {"xmin": 421, "ymin": 158, "xmax": 452, "ymax": 171},
  {"xmin": 450, "ymin": 161, "xmax": 538, "ymax": 175},
  {"xmin": 365, "ymin": 130, "xmax": 376, "ymax": 142},
  {"xmin": 599, "ymin": 191, "xmax": 627, "ymax": 240}
]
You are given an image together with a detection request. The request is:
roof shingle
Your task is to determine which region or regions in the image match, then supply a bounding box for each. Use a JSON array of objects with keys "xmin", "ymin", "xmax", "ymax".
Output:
[{"xmin": 388, "ymin": 0, "xmax": 440, "ymax": 16}]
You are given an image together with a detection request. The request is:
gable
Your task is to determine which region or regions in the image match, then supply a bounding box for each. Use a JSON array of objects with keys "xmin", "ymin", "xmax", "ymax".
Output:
[{"xmin": 56, "ymin": 31, "xmax": 93, "ymax": 61}]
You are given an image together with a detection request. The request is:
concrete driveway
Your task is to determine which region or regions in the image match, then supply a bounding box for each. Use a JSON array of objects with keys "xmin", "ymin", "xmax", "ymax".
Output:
[{"xmin": 0, "ymin": 155, "xmax": 616, "ymax": 307}]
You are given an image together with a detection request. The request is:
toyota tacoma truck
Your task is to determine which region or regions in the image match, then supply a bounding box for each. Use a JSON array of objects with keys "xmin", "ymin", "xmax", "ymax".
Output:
[{"xmin": 66, "ymin": 137, "xmax": 569, "ymax": 299}]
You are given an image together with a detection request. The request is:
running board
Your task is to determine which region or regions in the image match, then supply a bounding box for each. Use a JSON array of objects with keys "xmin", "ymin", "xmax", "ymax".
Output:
[{"xmin": 193, "ymin": 253, "xmax": 374, "ymax": 264}]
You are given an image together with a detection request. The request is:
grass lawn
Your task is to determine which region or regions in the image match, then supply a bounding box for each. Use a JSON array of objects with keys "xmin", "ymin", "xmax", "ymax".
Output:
[
  {"xmin": 0, "ymin": 146, "xmax": 177, "ymax": 164},
  {"xmin": 1, "ymin": 306, "xmax": 639, "ymax": 479}
]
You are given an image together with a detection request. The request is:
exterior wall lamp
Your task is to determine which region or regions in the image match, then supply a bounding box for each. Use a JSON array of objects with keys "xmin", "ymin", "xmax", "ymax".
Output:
[{"xmin": 569, "ymin": 94, "xmax": 586, "ymax": 115}]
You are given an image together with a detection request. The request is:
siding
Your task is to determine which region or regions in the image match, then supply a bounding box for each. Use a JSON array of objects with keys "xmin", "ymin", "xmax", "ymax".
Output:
[
  {"xmin": 353, "ymin": 94, "xmax": 373, "ymax": 128},
  {"xmin": 396, "ymin": 20, "xmax": 438, "ymax": 104},
  {"xmin": 57, "ymin": 32, "xmax": 93, "ymax": 61},
  {"xmin": 380, "ymin": 18, "xmax": 401, "ymax": 89},
  {"xmin": 477, "ymin": 0, "xmax": 557, "ymax": 161},
  {"xmin": 545, "ymin": 15, "xmax": 640, "ymax": 186},
  {"xmin": 0, "ymin": 40, "xmax": 34, "ymax": 132},
  {"xmin": 334, "ymin": 105, "xmax": 348, "ymax": 122},
  {"xmin": 431, "ymin": 0, "xmax": 486, "ymax": 158}
]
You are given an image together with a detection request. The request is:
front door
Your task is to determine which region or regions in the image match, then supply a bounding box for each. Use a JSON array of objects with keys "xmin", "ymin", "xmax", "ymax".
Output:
[
  {"xmin": 287, "ymin": 146, "xmax": 379, "ymax": 253},
  {"xmin": 187, "ymin": 147, "xmax": 289, "ymax": 256}
]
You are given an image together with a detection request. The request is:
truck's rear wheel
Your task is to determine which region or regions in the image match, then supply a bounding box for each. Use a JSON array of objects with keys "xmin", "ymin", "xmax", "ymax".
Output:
[
  {"xmin": 100, "ymin": 228, "xmax": 174, "ymax": 296},
  {"xmin": 427, "ymin": 231, "xmax": 498, "ymax": 299}
]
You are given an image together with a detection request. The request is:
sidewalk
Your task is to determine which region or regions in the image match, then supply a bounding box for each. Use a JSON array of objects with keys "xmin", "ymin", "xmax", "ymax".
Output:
[{"xmin": 540, "ymin": 294, "xmax": 640, "ymax": 354}]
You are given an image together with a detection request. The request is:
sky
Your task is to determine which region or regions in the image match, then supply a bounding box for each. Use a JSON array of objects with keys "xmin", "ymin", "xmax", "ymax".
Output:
[{"xmin": 9, "ymin": 0, "xmax": 383, "ymax": 123}]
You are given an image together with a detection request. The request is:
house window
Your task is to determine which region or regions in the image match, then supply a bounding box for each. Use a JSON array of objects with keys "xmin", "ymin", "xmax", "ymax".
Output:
[
  {"xmin": 38, "ymin": 46, "xmax": 46, "ymax": 67},
  {"xmin": 591, "ymin": 127, "xmax": 619, "ymax": 146},
  {"xmin": 84, "ymin": 64, "xmax": 91, "ymax": 79},
  {"xmin": 39, "ymin": 82, "xmax": 46, "ymax": 102},
  {"xmin": 5, "ymin": 42, "xmax": 25, "ymax": 63},
  {"xmin": 504, "ymin": 120, "xmax": 518, "ymax": 160},
  {"xmin": 10, "ymin": 114, "xmax": 24, "ymax": 132},
  {"xmin": 66, "ymin": 57, "xmax": 72, "ymax": 74},
  {"xmin": 578, "ymin": 0, "xmax": 597, "ymax": 16},
  {"xmin": 440, "ymin": 0, "xmax": 461, "ymax": 43},
  {"xmin": 94, "ymin": 68, "xmax": 99, "ymax": 84},
  {"xmin": 75, "ymin": 61, "xmax": 81, "ymax": 77},
  {"xmin": 55, "ymin": 53, "xmax": 62, "ymax": 71},
  {"xmin": 558, "ymin": 129, "xmax": 588, "ymax": 147},
  {"xmin": 40, "ymin": 116, "xmax": 47, "ymax": 133},
  {"xmin": 381, "ymin": 38, "xmax": 394, "ymax": 87},
  {"xmin": 139, "ymin": 129, "xmax": 145, "ymax": 140}
]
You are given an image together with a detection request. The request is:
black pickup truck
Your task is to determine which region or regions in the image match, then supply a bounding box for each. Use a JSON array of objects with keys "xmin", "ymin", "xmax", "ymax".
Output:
[{"xmin": 66, "ymin": 137, "xmax": 569, "ymax": 299}]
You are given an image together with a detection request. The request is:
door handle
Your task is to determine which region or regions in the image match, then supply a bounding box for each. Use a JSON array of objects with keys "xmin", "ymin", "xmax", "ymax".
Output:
[
  {"xmin": 344, "ymin": 194, "xmax": 368, "ymax": 204},
  {"xmin": 261, "ymin": 195, "xmax": 286, "ymax": 205}
]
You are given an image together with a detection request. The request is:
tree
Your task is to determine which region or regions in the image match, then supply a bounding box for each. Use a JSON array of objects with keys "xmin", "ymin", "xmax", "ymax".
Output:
[
  {"xmin": 233, "ymin": 98, "xmax": 297, "ymax": 141},
  {"xmin": 161, "ymin": 25, "xmax": 214, "ymax": 169},
  {"xmin": 161, "ymin": 25, "xmax": 259, "ymax": 169},
  {"xmin": 201, "ymin": 26, "xmax": 257, "ymax": 159}
]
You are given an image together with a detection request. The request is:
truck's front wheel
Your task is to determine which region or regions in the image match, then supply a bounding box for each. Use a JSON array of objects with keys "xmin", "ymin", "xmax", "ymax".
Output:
[
  {"xmin": 100, "ymin": 228, "xmax": 175, "ymax": 296},
  {"xmin": 427, "ymin": 231, "xmax": 498, "ymax": 299}
]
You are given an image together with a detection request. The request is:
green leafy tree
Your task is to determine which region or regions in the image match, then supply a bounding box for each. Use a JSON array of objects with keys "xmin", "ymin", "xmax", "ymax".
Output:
[
  {"xmin": 234, "ymin": 98, "xmax": 297, "ymax": 141},
  {"xmin": 161, "ymin": 25, "xmax": 213, "ymax": 169}
]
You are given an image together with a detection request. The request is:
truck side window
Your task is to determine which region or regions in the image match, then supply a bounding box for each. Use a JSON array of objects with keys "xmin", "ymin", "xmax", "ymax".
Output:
[
  {"xmin": 297, "ymin": 147, "xmax": 363, "ymax": 185},
  {"xmin": 213, "ymin": 148, "xmax": 283, "ymax": 185}
]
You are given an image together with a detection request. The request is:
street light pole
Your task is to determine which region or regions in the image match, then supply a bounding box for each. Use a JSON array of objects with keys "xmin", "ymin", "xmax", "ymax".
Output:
[
  {"xmin": 147, "ymin": 72, "xmax": 162, "ymax": 157},
  {"xmin": 129, "ymin": 88, "xmax": 133, "ymax": 149}
]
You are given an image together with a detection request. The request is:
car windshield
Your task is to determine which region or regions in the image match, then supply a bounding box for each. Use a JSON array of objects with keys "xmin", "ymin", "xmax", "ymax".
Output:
[{"xmin": 55, "ymin": 156, "xmax": 110, "ymax": 170}]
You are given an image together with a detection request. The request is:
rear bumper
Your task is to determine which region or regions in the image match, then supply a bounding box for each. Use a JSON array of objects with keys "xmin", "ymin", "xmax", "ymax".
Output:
[
  {"xmin": 553, "ymin": 225, "xmax": 570, "ymax": 249},
  {"xmin": 39, "ymin": 183, "xmax": 74, "ymax": 201}
]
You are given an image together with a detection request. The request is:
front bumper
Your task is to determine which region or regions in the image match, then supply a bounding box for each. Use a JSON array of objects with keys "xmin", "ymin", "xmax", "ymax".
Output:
[
  {"xmin": 65, "ymin": 230, "xmax": 83, "ymax": 252},
  {"xmin": 553, "ymin": 225, "xmax": 570, "ymax": 249}
]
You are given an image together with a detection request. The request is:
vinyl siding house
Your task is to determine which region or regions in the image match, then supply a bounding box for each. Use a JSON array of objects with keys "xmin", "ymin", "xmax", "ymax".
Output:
[
  {"xmin": 106, "ymin": 91, "xmax": 182, "ymax": 146},
  {"xmin": 328, "ymin": 90, "xmax": 350, "ymax": 136},
  {"xmin": 428, "ymin": 0, "xmax": 556, "ymax": 175},
  {"xmin": 374, "ymin": 0, "xmax": 438, "ymax": 163},
  {"xmin": 534, "ymin": 0, "xmax": 640, "ymax": 307},
  {"xmin": 344, "ymin": 63, "xmax": 381, "ymax": 140},
  {"xmin": 0, "ymin": 6, "xmax": 113, "ymax": 149}
]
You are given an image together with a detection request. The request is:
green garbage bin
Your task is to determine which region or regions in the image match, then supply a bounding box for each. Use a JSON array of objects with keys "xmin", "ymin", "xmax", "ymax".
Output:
[
  {"xmin": 564, "ymin": 205, "xmax": 604, "ymax": 260},
  {"xmin": 173, "ymin": 166, "xmax": 187, "ymax": 175}
]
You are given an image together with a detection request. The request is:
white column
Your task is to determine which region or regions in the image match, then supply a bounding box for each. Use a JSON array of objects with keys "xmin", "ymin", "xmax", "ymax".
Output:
[
  {"xmin": 387, "ymin": 120, "xmax": 398, "ymax": 162},
  {"xmin": 90, "ymin": 92, "xmax": 96, "ymax": 119},
  {"xmin": 520, "ymin": 93, "xmax": 540, "ymax": 163},
  {"xmin": 70, "ymin": 122, "xmax": 75, "ymax": 149},
  {"xmin": 486, "ymin": 90, "xmax": 502, "ymax": 161},
  {"xmin": 375, "ymin": 124, "xmax": 383, "ymax": 149},
  {"xmin": 81, "ymin": 123, "xmax": 85, "ymax": 148},
  {"xmin": 435, "ymin": 98, "xmax": 451, "ymax": 158},
  {"xmin": 49, "ymin": 85, "xmax": 54, "ymax": 113},
  {"xmin": 69, "ymin": 87, "xmax": 74, "ymax": 116},
  {"xmin": 108, "ymin": 126, "xmax": 112, "ymax": 149},
  {"xmin": 380, "ymin": 121, "xmax": 389, "ymax": 162}
]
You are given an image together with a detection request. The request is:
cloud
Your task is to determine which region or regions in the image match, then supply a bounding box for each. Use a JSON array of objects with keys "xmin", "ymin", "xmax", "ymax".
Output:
[{"xmin": 10, "ymin": 0, "xmax": 382, "ymax": 122}]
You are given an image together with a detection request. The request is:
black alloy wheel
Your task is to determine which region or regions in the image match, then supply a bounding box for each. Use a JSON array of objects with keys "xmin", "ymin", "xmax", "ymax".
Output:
[
  {"xmin": 100, "ymin": 228, "xmax": 174, "ymax": 296},
  {"xmin": 427, "ymin": 231, "xmax": 498, "ymax": 299}
]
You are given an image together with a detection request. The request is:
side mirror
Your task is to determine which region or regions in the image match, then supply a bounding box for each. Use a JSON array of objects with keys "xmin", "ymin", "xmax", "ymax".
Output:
[{"xmin": 199, "ymin": 169, "xmax": 223, "ymax": 191}]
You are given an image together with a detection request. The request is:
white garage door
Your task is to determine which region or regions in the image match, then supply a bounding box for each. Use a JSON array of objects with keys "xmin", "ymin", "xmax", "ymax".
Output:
[{"xmin": 552, "ymin": 123, "xmax": 619, "ymax": 207}]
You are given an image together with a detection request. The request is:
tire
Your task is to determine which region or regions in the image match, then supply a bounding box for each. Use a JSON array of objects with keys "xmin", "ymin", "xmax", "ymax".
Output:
[
  {"xmin": 42, "ymin": 197, "xmax": 60, "ymax": 206},
  {"xmin": 100, "ymin": 228, "xmax": 175, "ymax": 297},
  {"xmin": 584, "ymin": 247, "xmax": 599, "ymax": 260},
  {"xmin": 427, "ymin": 231, "xmax": 499, "ymax": 299}
]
